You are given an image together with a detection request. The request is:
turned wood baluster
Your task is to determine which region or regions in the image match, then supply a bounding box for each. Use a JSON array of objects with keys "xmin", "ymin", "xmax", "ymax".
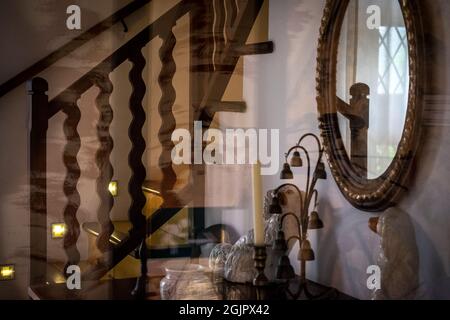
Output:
[
  {"xmin": 128, "ymin": 50, "xmax": 147, "ymax": 233},
  {"xmin": 28, "ymin": 77, "xmax": 49, "ymax": 286},
  {"xmin": 94, "ymin": 75, "xmax": 115, "ymax": 253},
  {"xmin": 224, "ymin": 0, "xmax": 238, "ymax": 45},
  {"xmin": 62, "ymin": 94, "xmax": 82, "ymax": 271},
  {"xmin": 158, "ymin": 28, "xmax": 177, "ymax": 202},
  {"xmin": 212, "ymin": 0, "xmax": 226, "ymax": 70},
  {"xmin": 128, "ymin": 49, "xmax": 148, "ymax": 297},
  {"xmin": 213, "ymin": 0, "xmax": 239, "ymax": 64}
]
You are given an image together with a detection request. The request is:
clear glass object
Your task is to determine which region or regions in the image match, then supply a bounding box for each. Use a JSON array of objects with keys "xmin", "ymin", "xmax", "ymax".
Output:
[
  {"xmin": 209, "ymin": 243, "xmax": 233, "ymax": 276},
  {"xmin": 218, "ymin": 213, "xmax": 282, "ymax": 283},
  {"xmin": 224, "ymin": 243, "xmax": 254, "ymax": 283},
  {"xmin": 160, "ymin": 264, "xmax": 218, "ymax": 300}
]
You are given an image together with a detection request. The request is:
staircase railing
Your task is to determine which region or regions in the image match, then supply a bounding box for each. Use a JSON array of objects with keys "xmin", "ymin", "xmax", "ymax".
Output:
[
  {"xmin": 1, "ymin": 0, "xmax": 151, "ymax": 98},
  {"xmin": 27, "ymin": 0, "xmax": 272, "ymax": 293}
]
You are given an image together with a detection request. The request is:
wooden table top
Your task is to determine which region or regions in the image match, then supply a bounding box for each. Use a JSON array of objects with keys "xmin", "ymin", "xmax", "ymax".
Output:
[
  {"xmin": 30, "ymin": 258, "xmax": 355, "ymax": 300},
  {"xmin": 29, "ymin": 276, "xmax": 354, "ymax": 300}
]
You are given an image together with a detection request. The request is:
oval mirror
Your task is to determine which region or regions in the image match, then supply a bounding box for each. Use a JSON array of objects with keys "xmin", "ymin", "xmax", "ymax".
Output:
[
  {"xmin": 337, "ymin": 0, "xmax": 409, "ymax": 179},
  {"xmin": 316, "ymin": 0, "xmax": 424, "ymax": 211}
]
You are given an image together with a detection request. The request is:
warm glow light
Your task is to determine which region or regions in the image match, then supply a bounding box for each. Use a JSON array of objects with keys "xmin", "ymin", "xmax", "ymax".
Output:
[
  {"xmin": 108, "ymin": 181, "xmax": 118, "ymax": 197},
  {"xmin": 0, "ymin": 265, "xmax": 15, "ymax": 280},
  {"xmin": 142, "ymin": 186, "xmax": 161, "ymax": 195},
  {"xmin": 51, "ymin": 223, "xmax": 66, "ymax": 239}
]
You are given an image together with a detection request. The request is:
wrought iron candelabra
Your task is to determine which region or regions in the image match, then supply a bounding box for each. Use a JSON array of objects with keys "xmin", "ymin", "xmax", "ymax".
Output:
[{"xmin": 268, "ymin": 133, "xmax": 336, "ymax": 300}]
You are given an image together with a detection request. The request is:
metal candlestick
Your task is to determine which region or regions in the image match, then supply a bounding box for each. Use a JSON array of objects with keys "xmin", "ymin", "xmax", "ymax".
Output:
[{"xmin": 253, "ymin": 245, "xmax": 268, "ymax": 287}]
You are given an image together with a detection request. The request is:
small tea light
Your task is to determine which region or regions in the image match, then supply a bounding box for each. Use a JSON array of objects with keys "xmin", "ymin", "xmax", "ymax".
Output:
[
  {"xmin": 0, "ymin": 265, "xmax": 15, "ymax": 281},
  {"xmin": 51, "ymin": 223, "xmax": 66, "ymax": 239},
  {"xmin": 108, "ymin": 181, "xmax": 118, "ymax": 197}
]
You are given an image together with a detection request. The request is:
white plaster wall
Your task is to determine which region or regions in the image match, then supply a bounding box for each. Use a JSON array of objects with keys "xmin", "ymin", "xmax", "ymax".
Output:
[{"xmin": 243, "ymin": 0, "xmax": 450, "ymax": 299}]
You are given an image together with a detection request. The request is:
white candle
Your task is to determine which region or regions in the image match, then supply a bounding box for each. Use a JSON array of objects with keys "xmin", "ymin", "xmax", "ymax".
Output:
[{"xmin": 252, "ymin": 161, "xmax": 264, "ymax": 246}]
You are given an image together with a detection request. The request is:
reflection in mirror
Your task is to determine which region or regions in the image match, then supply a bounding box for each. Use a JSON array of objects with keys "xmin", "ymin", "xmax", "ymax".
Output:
[{"xmin": 337, "ymin": 0, "xmax": 409, "ymax": 179}]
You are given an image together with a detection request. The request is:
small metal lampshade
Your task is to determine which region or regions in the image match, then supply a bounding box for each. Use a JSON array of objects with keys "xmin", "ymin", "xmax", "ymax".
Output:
[
  {"xmin": 280, "ymin": 163, "xmax": 293, "ymax": 180},
  {"xmin": 276, "ymin": 255, "xmax": 295, "ymax": 280},
  {"xmin": 273, "ymin": 230, "xmax": 288, "ymax": 252},
  {"xmin": 308, "ymin": 211, "xmax": 324, "ymax": 229},
  {"xmin": 290, "ymin": 151, "xmax": 303, "ymax": 167},
  {"xmin": 269, "ymin": 195, "xmax": 282, "ymax": 214},
  {"xmin": 314, "ymin": 162, "xmax": 327, "ymax": 180},
  {"xmin": 299, "ymin": 239, "xmax": 315, "ymax": 261}
]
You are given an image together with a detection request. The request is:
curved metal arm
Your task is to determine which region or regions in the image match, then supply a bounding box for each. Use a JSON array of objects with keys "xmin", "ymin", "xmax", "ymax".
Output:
[
  {"xmin": 285, "ymin": 146, "xmax": 311, "ymax": 206},
  {"xmin": 284, "ymin": 142, "xmax": 315, "ymax": 216},
  {"xmin": 297, "ymin": 146, "xmax": 311, "ymax": 212},
  {"xmin": 286, "ymin": 235, "xmax": 302, "ymax": 246},
  {"xmin": 297, "ymin": 133, "xmax": 324, "ymax": 181},
  {"xmin": 296, "ymin": 133, "xmax": 324, "ymax": 228},
  {"xmin": 278, "ymin": 134, "xmax": 325, "ymax": 241},
  {"xmin": 310, "ymin": 189, "xmax": 318, "ymax": 210},
  {"xmin": 285, "ymin": 145, "xmax": 302, "ymax": 162},
  {"xmin": 297, "ymin": 133, "xmax": 322, "ymax": 152}
]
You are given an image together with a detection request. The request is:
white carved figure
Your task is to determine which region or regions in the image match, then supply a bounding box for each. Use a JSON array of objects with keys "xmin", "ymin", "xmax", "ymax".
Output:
[{"xmin": 373, "ymin": 207, "xmax": 419, "ymax": 300}]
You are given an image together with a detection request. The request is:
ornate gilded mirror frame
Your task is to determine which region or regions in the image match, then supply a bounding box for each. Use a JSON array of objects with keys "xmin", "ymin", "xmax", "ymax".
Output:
[{"xmin": 315, "ymin": 0, "xmax": 425, "ymax": 211}]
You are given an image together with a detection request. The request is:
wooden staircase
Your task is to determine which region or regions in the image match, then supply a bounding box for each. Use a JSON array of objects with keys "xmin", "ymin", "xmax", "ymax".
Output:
[{"xmin": 25, "ymin": 0, "xmax": 273, "ymax": 299}]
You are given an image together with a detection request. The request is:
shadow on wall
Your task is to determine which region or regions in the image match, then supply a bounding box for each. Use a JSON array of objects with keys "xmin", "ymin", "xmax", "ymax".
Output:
[
  {"xmin": 315, "ymin": 198, "xmax": 438, "ymax": 300},
  {"xmin": 315, "ymin": 197, "xmax": 379, "ymax": 299},
  {"xmin": 253, "ymin": 0, "xmax": 318, "ymax": 136},
  {"xmin": 284, "ymin": 0, "xmax": 315, "ymax": 114},
  {"xmin": 411, "ymin": 214, "xmax": 450, "ymax": 299}
]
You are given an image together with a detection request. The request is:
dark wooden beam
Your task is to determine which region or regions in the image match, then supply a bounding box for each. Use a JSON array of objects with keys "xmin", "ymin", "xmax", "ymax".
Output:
[
  {"xmin": 206, "ymin": 101, "xmax": 247, "ymax": 113},
  {"xmin": 234, "ymin": 41, "xmax": 274, "ymax": 56}
]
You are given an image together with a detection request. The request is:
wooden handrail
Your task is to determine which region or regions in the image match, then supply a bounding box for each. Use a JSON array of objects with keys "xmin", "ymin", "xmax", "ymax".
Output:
[
  {"xmin": 0, "ymin": 0, "xmax": 151, "ymax": 98},
  {"xmin": 47, "ymin": 0, "xmax": 191, "ymax": 119}
]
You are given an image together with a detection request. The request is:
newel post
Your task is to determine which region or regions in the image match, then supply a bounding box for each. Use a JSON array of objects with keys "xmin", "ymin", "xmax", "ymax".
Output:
[
  {"xmin": 28, "ymin": 77, "xmax": 48, "ymax": 286},
  {"xmin": 348, "ymin": 83, "xmax": 370, "ymax": 177}
]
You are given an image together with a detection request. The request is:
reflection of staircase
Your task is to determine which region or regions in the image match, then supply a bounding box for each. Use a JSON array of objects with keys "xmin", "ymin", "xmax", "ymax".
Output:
[
  {"xmin": 22, "ymin": 0, "xmax": 273, "ymax": 299},
  {"xmin": 83, "ymin": 185, "xmax": 218, "ymax": 266},
  {"xmin": 81, "ymin": 184, "xmax": 239, "ymax": 280}
]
